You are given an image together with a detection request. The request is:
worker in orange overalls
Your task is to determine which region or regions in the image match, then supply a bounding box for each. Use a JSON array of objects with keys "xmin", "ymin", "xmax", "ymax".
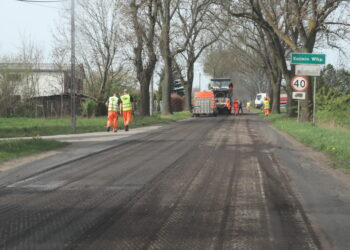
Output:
[
  {"xmin": 119, "ymin": 89, "xmax": 134, "ymax": 131},
  {"xmin": 226, "ymin": 99, "xmax": 231, "ymax": 113},
  {"xmin": 263, "ymin": 97, "xmax": 270, "ymax": 116},
  {"xmin": 105, "ymin": 92, "xmax": 119, "ymax": 132},
  {"xmin": 233, "ymin": 99, "xmax": 239, "ymax": 116}
]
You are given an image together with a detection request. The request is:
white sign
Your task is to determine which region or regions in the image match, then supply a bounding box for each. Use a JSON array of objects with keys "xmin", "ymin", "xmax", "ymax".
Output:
[
  {"xmin": 291, "ymin": 75, "xmax": 309, "ymax": 92},
  {"xmin": 295, "ymin": 64, "xmax": 320, "ymax": 76},
  {"xmin": 293, "ymin": 92, "xmax": 306, "ymax": 100}
]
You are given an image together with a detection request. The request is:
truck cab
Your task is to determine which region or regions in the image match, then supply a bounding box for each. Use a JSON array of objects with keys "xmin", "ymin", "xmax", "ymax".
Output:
[{"xmin": 255, "ymin": 93, "xmax": 266, "ymax": 108}]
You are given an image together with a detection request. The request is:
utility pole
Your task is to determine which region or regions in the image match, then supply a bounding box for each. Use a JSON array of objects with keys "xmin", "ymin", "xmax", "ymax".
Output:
[
  {"xmin": 71, "ymin": 0, "xmax": 76, "ymax": 133},
  {"xmin": 150, "ymin": 75, "xmax": 154, "ymax": 116},
  {"xmin": 199, "ymin": 72, "xmax": 201, "ymax": 91}
]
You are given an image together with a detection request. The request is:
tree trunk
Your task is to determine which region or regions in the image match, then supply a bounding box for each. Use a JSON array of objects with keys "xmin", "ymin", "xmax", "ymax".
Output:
[
  {"xmin": 159, "ymin": 0, "xmax": 172, "ymax": 116},
  {"xmin": 299, "ymin": 76, "xmax": 313, "ymax": 122},
  {"xmin": 183, "ymin": 81, "xmax": 192, "ymax": 111},
  {"xmin": 284, "ymin": 74, "xmax": 297, "ymax": 117},
  {"xmin": 140, "ymin": 79, "xmax": 151, "ymax": 116},
  {"xmin": 161, "ymin": 60, "xmax": 172, "ymax": 115},
  {"xmin": 271, "ymin": 76, "xmax": 281, "ymax": 114},
  {"xmin": 183, "ymin": 62, "xmax": 194, "ymax": 112}
]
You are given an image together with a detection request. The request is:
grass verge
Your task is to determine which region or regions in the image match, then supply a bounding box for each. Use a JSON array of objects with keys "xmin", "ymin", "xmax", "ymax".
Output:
[
  {"xmin": 0, "ymin": 112, "xmax": 192, "ymax": 138},
  {"xmin": 0, "ymin": 139, "xmax": 70, "ymax": 163},
  {"xmin": 261, "ymin": 113, "xmax": 350, "ymax": 172}
]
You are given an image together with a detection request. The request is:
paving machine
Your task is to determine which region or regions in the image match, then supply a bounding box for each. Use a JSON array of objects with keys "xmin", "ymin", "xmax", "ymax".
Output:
[{"xmin": 209, "ymin": 78, "xmax": 233, "ymax": 114}]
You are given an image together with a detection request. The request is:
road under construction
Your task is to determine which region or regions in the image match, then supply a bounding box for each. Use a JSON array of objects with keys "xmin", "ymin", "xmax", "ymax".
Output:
[{"xmin": 0, "ymin": 114, "xmax": 349, "ymax": 249}]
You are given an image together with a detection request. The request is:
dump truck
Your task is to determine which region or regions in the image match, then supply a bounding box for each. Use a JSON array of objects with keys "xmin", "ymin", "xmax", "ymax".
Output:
[
  {"xmin": 192, "ymin": 91, "xmax": 218, "ymax": 117},
  {"xmin": 209, "ymin": 78, "xmax": 233, "ymax": 114}
]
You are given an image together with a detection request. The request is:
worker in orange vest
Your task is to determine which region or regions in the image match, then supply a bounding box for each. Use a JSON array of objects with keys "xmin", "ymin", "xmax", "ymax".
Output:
[
  {"xmin": 263, "ymin": 97, "xmax": 270, "ymax": 116},
  {"xmin": 119, "ymin": 89, "xmax": 134, "ymax": 131},
  {"xmin": 233, "ymin": 99, "xmax": 239, "ymax": 116},
  {"xmin": 105, "ymin": 92, "xmax": 119, "ymax": 132}
]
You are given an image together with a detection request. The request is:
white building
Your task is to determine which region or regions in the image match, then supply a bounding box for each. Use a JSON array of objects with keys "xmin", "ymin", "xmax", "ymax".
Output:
[{"xmin": 0, "ymin": 63, "xmax": 84, "ymax": 97}]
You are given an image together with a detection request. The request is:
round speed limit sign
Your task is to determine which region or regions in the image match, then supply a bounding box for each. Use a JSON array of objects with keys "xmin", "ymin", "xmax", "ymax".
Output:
[{"xmin": 291, "ymin": 75, "xmax": 308, "ymax": 92}]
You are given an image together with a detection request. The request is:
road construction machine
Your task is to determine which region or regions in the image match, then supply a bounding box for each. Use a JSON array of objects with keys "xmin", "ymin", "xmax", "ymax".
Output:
[{"xmin": 209, "ymin": 78, "xmax": 233, "ymax": 114}]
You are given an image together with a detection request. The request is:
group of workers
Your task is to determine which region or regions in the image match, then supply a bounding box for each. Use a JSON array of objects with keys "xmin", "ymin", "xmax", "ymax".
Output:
[
  {"xmin": 231, "ymin": 97, "xmax": 270, "ymax": 116},
  {"xmin": 105, "ymin": 89, "xmax": 134, "ymax": 132},
  {"xmin": 105, "ymin": 89, "xmax": 271, "ymax": 132}
]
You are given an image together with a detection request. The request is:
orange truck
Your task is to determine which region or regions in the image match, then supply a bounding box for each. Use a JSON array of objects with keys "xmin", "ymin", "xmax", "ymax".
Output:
[{"xmin": 192, "ymin": 91, "xmax": 218, "ymax": 117}]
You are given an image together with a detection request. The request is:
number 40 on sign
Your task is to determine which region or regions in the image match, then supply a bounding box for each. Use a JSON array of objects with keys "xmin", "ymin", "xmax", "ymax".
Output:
[{"xmin": 291, "ymin": 75, "xmax": 309, "ymax": 92}]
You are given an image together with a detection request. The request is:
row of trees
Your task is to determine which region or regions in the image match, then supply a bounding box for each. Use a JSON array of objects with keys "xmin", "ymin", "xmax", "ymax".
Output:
[
  {"xmin": 51, "ymin": 0, "xmax": 226, "ymax": 116},
  {"xmin": 2, "ymin": 0, "xmax": 349, "ymax": 120},
  {"xmin": 208, "ymin": 0, "xmax": 350, "ymax": 121}
]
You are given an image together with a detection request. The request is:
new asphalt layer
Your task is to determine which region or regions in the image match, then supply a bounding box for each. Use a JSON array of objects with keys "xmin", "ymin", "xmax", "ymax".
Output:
[{"xmin": 0, "ymin": 114, "xmax": 349, "ymax": 249}]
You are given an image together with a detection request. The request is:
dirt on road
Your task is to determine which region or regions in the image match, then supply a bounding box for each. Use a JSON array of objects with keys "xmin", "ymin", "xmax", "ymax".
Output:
[{"xmin": 0, "ymin": 114, "xmax": 345, "ymax": 249}]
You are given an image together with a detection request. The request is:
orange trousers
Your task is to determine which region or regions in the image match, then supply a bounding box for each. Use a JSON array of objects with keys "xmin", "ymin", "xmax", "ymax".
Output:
[
  {"xmin": 264, "ymin": 108, "xmax": 270, "ymax": 116},
  {"xmin": 234, "ymin": 106, "xmax": 239, "ymax": 115},
  {"xmin": 106, "ymin": 111, "xmax": 118, "ymax": 129},
  {"xmin": 123, "ymin": 110, "xmax": 133, "ymax": 126}
]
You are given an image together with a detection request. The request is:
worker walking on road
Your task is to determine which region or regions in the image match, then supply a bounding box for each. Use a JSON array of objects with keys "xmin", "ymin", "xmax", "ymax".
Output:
[
  {"xmin": 246, "ymin": 101, "xmax": 251, "ymax": 112},
  {"xmin": 119, "ymin": 89, "xmax": 134, "ymax": 132},
  {"xmin": 233, "ymin": 99, "xmax": 239, "ymax": 116},
  {"xmin": 263, "ymin": 97, "xmax": 270, "ymax": 116},
  {"xmin": 226, "ymin": 99, "xmax": 231, "ymax": 114},
  {"xmin": 239, "ymin": 100, "xmax": 244, "ymax": 114},
  {"xmin": 105, "ymin": 92, "xmax": 119, "ymax": 132}
]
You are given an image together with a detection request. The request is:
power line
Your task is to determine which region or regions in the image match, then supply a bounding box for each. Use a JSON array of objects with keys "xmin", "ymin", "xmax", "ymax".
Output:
[
  {"xmin": 15, "ymin": 0, "xmax": 67, "ymax": 10},
  {"xmin": 16, "ymin": 0, "xmax": 67, "ymax": 2}
]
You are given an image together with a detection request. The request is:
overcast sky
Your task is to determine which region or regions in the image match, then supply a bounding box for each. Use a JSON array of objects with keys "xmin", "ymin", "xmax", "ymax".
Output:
[
  {"xmin": 0, "ymin": 0, "xmax": 347, "ymax": 90},
  {"xmin": 0, "ymin": 0, "xmax": 63, "ymax": 57}
]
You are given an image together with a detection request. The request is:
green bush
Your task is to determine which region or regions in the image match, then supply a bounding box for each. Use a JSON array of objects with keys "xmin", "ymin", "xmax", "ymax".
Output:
[
  {"xmin": 317, "ymin": 87, "xmax": 350, "ymax": 127},
  {"xmin": 82, "ymin": 99, "xmax": 97, "ymax": 118}
]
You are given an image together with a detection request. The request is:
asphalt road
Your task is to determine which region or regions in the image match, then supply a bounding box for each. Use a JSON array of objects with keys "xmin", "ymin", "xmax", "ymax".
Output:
[{"xmin": 0, "ymin": 114, "xmax": 349, "ymax": 249}]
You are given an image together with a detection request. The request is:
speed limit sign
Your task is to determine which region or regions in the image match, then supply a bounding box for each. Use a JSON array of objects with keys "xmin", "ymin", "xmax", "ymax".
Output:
[{"xmin": 291, "ymin": 75, "xmax": 309, "ymax": 92}]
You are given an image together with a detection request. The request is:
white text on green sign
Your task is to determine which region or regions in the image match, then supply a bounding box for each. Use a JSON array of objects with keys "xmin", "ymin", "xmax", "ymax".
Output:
[{"xmin": 291, "ymin": 53, "xmax": 326, "ymax": 65}]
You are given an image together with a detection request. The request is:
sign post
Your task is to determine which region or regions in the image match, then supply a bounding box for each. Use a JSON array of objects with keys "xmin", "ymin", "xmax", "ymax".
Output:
[
  {"xmin": 291, "ymin": 53, "xmax": 326, "ymax": 125},
  {"xmin": 313, "ymin": 77, "xmax": 317, "ymax": 126},
  {"xmin": 291, "ymin": 76, "xmax": 308, "ymax": 122}
]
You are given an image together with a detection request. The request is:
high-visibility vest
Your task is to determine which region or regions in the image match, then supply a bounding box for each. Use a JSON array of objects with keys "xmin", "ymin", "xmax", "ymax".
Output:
[
  {"xmin": 247, "ymin": 102, "xmax": 251, "ymax": 107},
  {"xmin": 121, "ymin": 94, "xmax": 132, "ymax": 111},
  {"xmin": 108, "ymin": 96, "xmax": 119, "ymax": 111},
  {"xmin": 264, "ymin": 100, "xmax": 270, "ymax": 109}
]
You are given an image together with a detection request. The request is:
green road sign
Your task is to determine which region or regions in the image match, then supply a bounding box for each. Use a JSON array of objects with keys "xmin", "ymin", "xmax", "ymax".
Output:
[{"xmin": 291, "ymin": 53, "xmax": 326, "ymax": 65}]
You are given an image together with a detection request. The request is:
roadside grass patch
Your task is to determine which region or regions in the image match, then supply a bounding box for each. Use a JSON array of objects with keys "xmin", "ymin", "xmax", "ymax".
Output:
[
  {"xmin": 263, "ymin": 113, "xmax": 350, "ymax": 172},
  {"xmin": 0, "ymin": 112, "xmax": 192, "ymax": 138},
  {"xmin": 0, "ymin": 139, "xmax": 69, "ymax": 163}
]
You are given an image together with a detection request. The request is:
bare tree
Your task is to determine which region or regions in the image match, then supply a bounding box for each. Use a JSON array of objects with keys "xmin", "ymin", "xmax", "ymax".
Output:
[
  {"xmin": 129, "ymin": 0, "xmax": 158, "ymax": 117},
  {"xmin": 53, "ymin": 0, "xmax": 127, "ymax": 102},
  {"xmin": 0, "ymin": 36, "xmax": 44, "ymax": 117},
  {"xmin": 173, "ymin": 0, "xmax": 224, "ymax": 111},
  {"xmin": 158, "ymin": 0, "xmax": 179, "ymax": 115},
  {"xmin": 223, "ymin": 0, "xmax": 350, "ymax": 120}
]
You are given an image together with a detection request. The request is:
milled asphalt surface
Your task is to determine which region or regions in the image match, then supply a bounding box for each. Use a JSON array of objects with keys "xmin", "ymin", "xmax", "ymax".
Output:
[
  {"xmin": 0, "ymin": 114, "xmax": 349, "ymax": 249},
  {"xmin": 0, "ymin": 124, "xmax": 167, "ymax": 184}
]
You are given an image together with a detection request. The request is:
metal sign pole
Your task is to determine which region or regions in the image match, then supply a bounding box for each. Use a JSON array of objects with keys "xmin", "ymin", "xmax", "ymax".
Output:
[
  {"xmin": 298, "ymin": 100, "xmax": 300, "ymax": 123},
  {"xmin": 313, "ymin": 77, "xmax": 317, "ymax": 126}
]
